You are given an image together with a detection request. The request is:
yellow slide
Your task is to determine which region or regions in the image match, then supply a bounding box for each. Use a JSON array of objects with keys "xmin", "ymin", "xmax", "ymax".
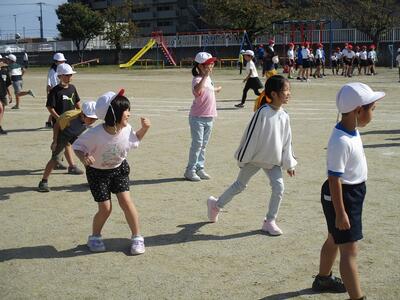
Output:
[{"xmin": 119, "ymin": 39, "xmax": 156, "ymax": 68}]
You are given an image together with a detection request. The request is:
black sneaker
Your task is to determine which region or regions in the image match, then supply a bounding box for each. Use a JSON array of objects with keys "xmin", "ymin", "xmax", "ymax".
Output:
[
  {"xmin": 312, "ymin": 273, "xmax": 346, "ymax": 293},
  {"xmin": 234, "ymin": 103, "xmax": 244, "ymax": 108},
  {"xmin": 0, "ymin": 127, "xmax": 7, "ymax": 135},
  {"xmin": 45, "ymin": 122, "xmax": 53, "ymax": 128},
  {"xmin": 38, "ymin": 181, "xmax": 50, "ymax": 192}
]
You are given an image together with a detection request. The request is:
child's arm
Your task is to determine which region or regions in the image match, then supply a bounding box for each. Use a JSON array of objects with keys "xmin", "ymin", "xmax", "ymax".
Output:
[
  {"xmin": 74, "ymin": 150, "xmax": 95, "ymax": 166},
  {"xmin": 47, "ymin": 106, "xmax": 59, "ymax": 119},
  {"xmin": 135, "ymin": 117, "xmax": 151, "ymax": 141},
  {"xmin": 214, "ymin": 86, "xmax": 222, "ymax": 93},
  {"xmin": 193, "ymin": 69, "xmax": 211, "ymax": 95},
  {"xmin": 328, "ymin": 175, "xmax": 350, "ymax": 230}
]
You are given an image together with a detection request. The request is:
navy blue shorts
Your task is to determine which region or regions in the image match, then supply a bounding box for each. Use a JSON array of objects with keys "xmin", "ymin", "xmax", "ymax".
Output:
[
  {"xmin": 86, "ymin": 160, "xmax": 130, "ymax": 202},
  {"xmin": 320, "ymin": 180, "xmax": 366, "ymax": 244}
]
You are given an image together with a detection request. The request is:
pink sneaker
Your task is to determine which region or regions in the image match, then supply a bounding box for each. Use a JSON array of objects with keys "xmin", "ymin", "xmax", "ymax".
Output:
[
  {"xmin": 207, "ymin": 196, "xmax": 220, "ymax": 222},
  {"xmin": 261, "ymin": 219, "xmax": 283, "ymax": 236}
]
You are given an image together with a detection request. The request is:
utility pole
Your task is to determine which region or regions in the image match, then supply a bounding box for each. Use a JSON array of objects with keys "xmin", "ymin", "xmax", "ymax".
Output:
[
  {"xmin": 13, "ymin": 14, "xmax": 17, "ymax": 44},
  {"xmin": 38, "ymin": 2, "xmax": 44, "ymax": 39}
]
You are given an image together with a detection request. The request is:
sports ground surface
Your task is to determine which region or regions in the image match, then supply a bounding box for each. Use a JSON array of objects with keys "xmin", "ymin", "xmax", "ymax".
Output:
[{"xmin": 0, "ymin": 66, "xmax": 399, "ymax": 299}]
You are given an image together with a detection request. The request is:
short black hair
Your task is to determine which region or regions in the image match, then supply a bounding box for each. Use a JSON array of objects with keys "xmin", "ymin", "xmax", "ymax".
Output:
[{"xmin": 104, "ymin": 95, "xmax": 131, "ymax": 126}]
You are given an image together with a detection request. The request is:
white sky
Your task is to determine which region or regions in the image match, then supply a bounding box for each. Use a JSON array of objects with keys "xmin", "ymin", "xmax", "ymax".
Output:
[{"xmin": 0, "ymin": 0, "xmax": 67, "ymax": 40}]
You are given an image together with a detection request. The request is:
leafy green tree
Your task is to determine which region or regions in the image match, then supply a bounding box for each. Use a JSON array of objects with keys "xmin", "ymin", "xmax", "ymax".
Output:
[
  {"xmin": 102, "ymin": 1, "xmax": 137, "ymax": 64},
  {"xmin": 56, "ymin": 3, "xmax": 105, "ymax": 61}
]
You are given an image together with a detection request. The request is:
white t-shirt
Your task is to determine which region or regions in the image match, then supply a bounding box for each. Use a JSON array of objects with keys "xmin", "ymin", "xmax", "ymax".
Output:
[
  {"xmin": 287, "ymin": 49, "xmax": 294, "ymax": 60},
  {"xmin": 396, "ymin": 54, "xmax": 400, "ymax": 66},
  {"xmin": 72, "ymin": 123, "xmax": 140, "ymax": 169},
  {"xmin": 246, "ymin": 60, "xmax": 258, "ymax": 78},
  {"xmin": 47, "ymin": 68, "xmax": 59, "ymax": 88},
  {"xmin": 345, "ymin": 50, "xmax": 355, "ymax": 59},
  {"xmin": 368, "ymin": 50, "xmax": 377, "ymax": 61},
  {"xmin": 327, "ymin": 124, "xmax": 367, "ymax": 184},
  {"xmin": 360, "ymin": 51, "xmax": 367, "ymax": 60},
  {"xmin": 315, "ymin": 49, "xmax": 322, "ymax": 59},
  {"xmin": 301, "ymin": 48, "xmax": 310, "ymax": 59}
]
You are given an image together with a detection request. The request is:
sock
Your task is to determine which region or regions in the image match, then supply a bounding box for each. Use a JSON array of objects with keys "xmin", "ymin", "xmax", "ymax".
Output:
[{"xmin": 41, "ymin": 179, "xmax": 48, "ymax": 183}]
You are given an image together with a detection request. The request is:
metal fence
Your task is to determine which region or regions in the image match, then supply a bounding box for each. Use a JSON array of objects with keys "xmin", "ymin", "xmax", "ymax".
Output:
[{"xmin": 1, "ymin": 28, "xmax": 400, "ymax": 53}]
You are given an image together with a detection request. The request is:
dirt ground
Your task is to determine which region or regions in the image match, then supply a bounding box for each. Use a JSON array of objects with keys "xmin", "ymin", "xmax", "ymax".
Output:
[{"xmin": 0, "ymin": 66, "xmax": 399, "ymax": 300}]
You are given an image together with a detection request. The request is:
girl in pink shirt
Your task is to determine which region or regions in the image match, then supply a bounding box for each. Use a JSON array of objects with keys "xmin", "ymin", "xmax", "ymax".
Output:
[{"xmin": 184, "ymin": 52, "xmax": 222, "ymax": 181}]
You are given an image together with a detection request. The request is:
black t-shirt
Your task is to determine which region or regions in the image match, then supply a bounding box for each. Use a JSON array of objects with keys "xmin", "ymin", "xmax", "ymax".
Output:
[
  {"xmin": 46, "ymin": 84, "xmax": 80, "ymax": 115},
  {"xmin": 0, "ymin": 67, "xmax": 12, "ymax": 99}
]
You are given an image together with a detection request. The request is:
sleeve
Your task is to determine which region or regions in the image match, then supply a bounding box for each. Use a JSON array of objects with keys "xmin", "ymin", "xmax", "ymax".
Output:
[
  {"xmin": 74, "ymin": 87, "xmax": 81, "ymax": 104},
  {"xmin": 47, "ymin": 69, "xmax": 52, "ymax": 87},
  {"xmin": 281, "ymin": 115, "xmax": 297, "ymax": 170},
  {"xmin": 46, "ymin": 88, "xmax": 56, "ymax": 108},
  {"xmin": 192, "ymin": 76, "xmax": 202, "ymax": 96},
  {"xmin": 327, "ymin": 137, "xmax": 349, "ymax": 177},
  {"xmin": 129, "ymin": 129, "xmax": 140, "ymax": 149},
  {"xmin": 72, "ymin": 128, "xmax": 96, "ymax": 154}
]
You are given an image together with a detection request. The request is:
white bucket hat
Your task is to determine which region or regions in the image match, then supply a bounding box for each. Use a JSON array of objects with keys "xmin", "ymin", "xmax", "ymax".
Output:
[
  {"xmin": 336, "ymin": 82, "xmax": 385, "ymax": 113},
  {"xmin": 6, "ymin": 54, "xmax": 17, "ymax": 62},
  {"xmin": 243, "ymin": 50, "xmax": 254, "ymax": 57},
  {"xmin": 95, "ymin": 89, "xmax": 125, "ymax": 120},
  {"xmin": 81, "ymin": 101, "xmax": 97, "ymax": 119},
  {"xmin": 53, "ymin": 52, "xmax": 67, "ymax": 62},
  {"xmin": 57, "ymin": 63, "xmax": 76, "ymax": 75}
]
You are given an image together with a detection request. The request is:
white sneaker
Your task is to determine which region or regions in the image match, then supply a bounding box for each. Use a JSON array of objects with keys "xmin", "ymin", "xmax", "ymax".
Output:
[
  {"xmin": 184, "ymin": 170, "xmax": 201, "ymax": 181},
  {"xmin": 87, "ymin": 235, "xmax": 106, "ymax": 252},
  {"xmin": 261, "ymin": 219, "xmax": 283, "ymax": 236},
  {"xmin": 197, "ymin": 169, "xmax": 211, "ymax": 180},
  {"xmin": 207, "ymin": 196, "xmax": 220, "ymax": 222},
  {"xmin": 131, "ymin": 236, "xmax": 145, "ymax": 255}
]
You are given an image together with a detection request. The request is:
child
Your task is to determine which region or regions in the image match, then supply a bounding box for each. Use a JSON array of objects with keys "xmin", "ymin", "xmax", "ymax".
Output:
[
  {"xmin": 0, "ymin": 55, "xmax": 12, "ymax": 135},
  {"xmin": 46, "ymin": 63, "xmax": 83, "ymax": 174},
  {"xmin": 235, "ymin": 50, "xmax": 263, "ymax": 108},
  {"xmin": 344, "ymin": 44, "xmax": 355, "ymax": 77},
  {"xmin": 238, "ymin": 50, "xmax": 245, "ymax": 75},
  {"xmin": 301, "ymin": 42, "xmax": 311, "ymax": 81},
  {"xmin": 312, "ymin": 83, "xmax": 385, "ymax": 300},
  {"xmin": 396, "ymin": 48, "xmax": 400, "ymax": 82},
  {"xmin": 46, "ymin": 52, "xmax": 67, "ymax": 128},
  {"xmin": 331, "ymin": 49, "xmax": 339, "ymax": 75},
  {"xmin": 262, "ymin": 39, "xmax": 278, "ymax": 80},
  {"xmin": 313, "ymin": 43, "xmax": 323, "ymax": 78},
  {"xmin": 287, "ymin": 42, "xmax": 295, "ymax": 79},
  {"xmin": 37, "ymin": 101, "xmax": 98, "ymax": 192},
  {"xmin": 184, "ymin": 52, "xmax": 221, "ymax": 181},
  {"xmin": 359, "ymin": 46, "xmax": 368, "ymax": 75},
  {"xmin": 6, "ymin": 54, "xmax": 34, "ymax": 109},
  {"xmin": 72, "ymin": 90, "xmax": 151, "ymax": 255},
  {"xmin": 208, "ymin": 75, "xmax": 297, "ymax": 235},
  {"xmin": 367, "ymin": 45, "xmax": 377, "ymax": 75}
]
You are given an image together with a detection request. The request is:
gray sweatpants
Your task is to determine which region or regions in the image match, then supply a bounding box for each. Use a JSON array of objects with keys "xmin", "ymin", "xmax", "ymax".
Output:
[{"xmin": 216, "ymin": 164, "xmax": 284, "ymax": 221}]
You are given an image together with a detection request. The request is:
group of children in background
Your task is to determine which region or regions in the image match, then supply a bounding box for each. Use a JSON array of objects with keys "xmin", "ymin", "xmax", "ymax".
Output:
[{"xmin": 0, "ymin": 46, "xmax": 392, "ymax": 300}]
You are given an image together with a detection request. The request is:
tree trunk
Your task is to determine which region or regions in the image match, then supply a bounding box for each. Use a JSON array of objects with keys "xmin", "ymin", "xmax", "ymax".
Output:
[{"xmin": 115, "ymin": 43, "xmax": 122, "ymax": 65}]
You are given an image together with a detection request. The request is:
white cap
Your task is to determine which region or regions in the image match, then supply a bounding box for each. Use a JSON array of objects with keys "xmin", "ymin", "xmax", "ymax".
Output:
[
  {"xmin": 336, "ymin": 82, "xmax": 385, "ymax": 113},
  {"xmin": 243, "ymin": 50, "xmax": 254, "ymax": 57},
  {"xmin": 53, "ymin": 52, "xmax": 66, "ymax": 62},
  {"xmin": 194, "ymin": 52, "xmax": 217, "ymax": 64},
  {"xmin": 95, "ymin": 89, "xmax": 125, "ymax": 120},
  {"xmin": 0, "ymin": 54, "xmax": 2, "ymax": 59},
  {"xmin": 57, "ymin": 63, "xmax": 76, "ymax": 75},
  {"xmin": 6, "ymin": 54, "xmax": 17, "ymax": 62},
  {"xmin": 81, "ymin": 101, "xmax": 97, "ymax": 119}
]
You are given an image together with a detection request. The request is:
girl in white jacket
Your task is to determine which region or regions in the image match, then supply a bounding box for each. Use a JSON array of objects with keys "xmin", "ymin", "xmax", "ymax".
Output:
[{"xmin": 207, "ymin": 75, "xmax": 297, "ymax": 235}]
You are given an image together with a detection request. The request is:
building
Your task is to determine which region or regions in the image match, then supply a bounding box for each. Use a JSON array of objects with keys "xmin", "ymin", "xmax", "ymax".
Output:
[{"xmin": 68, "ymin": 0, "xmax": 208, "ymax": 36}]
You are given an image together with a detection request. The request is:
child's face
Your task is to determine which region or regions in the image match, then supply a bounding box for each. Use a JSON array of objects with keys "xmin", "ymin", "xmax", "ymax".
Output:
[
  {"xmin": 84, "ymin": 117, "xmax": 97, "ymax": 126},
  {"xmin": 273, "ymin": 81, "xmax": 291, "ymax": 105},
  {"xmin": 244, "ymin": 55, "xmax": 252, "ymax": 61},
  {"xmin": 357, "ymin": 102, "xmax": 376, "ymax": 127},
  {"xmin": 59, "ymin": 74, "xmax": 72, "ymax": 84},
  {"xmin": 199, "ymin": 62, "xmax": 214, "ymax": 74},
  {"xmin": 119, "ymin": 109, "xmax": 130, "ymax": 128}
]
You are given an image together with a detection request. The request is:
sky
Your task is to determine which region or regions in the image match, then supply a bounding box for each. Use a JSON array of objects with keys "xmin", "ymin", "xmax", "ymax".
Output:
[{"xmin": 0, "ymin": 0, "xmax": 68, "ymax": 40}]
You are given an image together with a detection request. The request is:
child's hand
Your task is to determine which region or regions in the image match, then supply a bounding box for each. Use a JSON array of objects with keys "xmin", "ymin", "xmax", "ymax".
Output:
[
  {"xmin": 335, "ymin": 212, "xmax": 351, "ymax": 230},
  {"xmin": 287, "ymin": 169, "xmax": 295, "ymax": 177},
  {"xmin": 82, "ymin": 153, "xmax": 95, "ymax": 166},
  {"xmin": 141, "ymin": 117, "xmax": 151, "ymax": 129},
  {"xmin": 215, "ymin": 86, "xmax": 222, "ymax": 93},
  {"xmin": 242, "ymin": 78, "xmax": 247, "ymax": 83}
]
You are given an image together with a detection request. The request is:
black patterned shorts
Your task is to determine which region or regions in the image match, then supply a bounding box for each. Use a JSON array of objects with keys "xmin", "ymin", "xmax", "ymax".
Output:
[{"xmin": 86, "ymin": 159, "xmax": 130, "ymax": 202}]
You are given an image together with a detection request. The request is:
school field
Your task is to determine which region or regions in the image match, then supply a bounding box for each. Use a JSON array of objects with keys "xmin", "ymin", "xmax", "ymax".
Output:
[{"xmin": 0, "ymin": 66, "xmax": 399, "ymax": 299}]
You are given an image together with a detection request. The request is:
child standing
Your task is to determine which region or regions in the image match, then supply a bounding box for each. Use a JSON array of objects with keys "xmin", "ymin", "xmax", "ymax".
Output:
[
  {"xmin": 208, "ymin": 75, "xmax": 297, "ymax": 235},
  {"xmin": 287, "ymin": 42, "xmax": 295, "ymax": 79},
  {"xmin": 37, "ymin": 101, "xmax": 98, "ymax": 192},
  {"xmin": 312, "ymin": 83, "xmax": 385, "ymax": 300},
  {"xmin": 72, "ymin": 90, "xmax": 151, "ymax": 255},
  {"xmin": 235, "ymin": 50, "xmax": 263, "ymax": 108},
  {"xmin": 184, "ymin": 52, "xmax": 221, "ymax": 181},
  {"xmin": 46, "ymin": 63, "xmax": 83, "ymax": 174},
  {"xmin": 6, "ymin": 54, "xmax": 34, "ymax": 109},
  {"xmin": 0, "ymin": 55, "xmax": 12, "ymax": 135},
  {"xmin": 367, "ymin": 45, "xmax": 377, "ymax": 75},
  {"xmin": 396, "ymin": 48, "xmax": 400, "ymax": 82}
]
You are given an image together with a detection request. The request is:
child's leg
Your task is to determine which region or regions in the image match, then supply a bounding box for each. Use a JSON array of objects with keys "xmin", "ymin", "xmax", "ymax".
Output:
[
  {"xmin": 93, "ymin": 200, "xmax": 112, "ymax": 235},
  {"xmin": 263, "ymin": 166, "xmax": 284, "ymax": 220},
  {"xmin": 42, "ymin": 159, "xmax": 58, "ymax": 180},
  {"xmin": 196, "ymin": 118, "xmax": 213, "ymax": 171},
  {"xmin": 216, "ymin": 164, "xmax": 260, "ymax": 208},
  {"xmin": 186, "ymin": 116, "xmax": 204, "ymax": 172},
  {"xmin": 117, "ymin": 191, "xmax": 140, "ymax": 236},
  {"xmin": 318, "ymin": 233, "xmax": 339, "ymax": 276},
  {"xmin": 339, "ymin": 242, "xmax": 363, "ymax": 300},
  {"xmin": 241, "ymin": 84, "xmax": 251, "ymax": 104},
  {"xmin": 64, "ymin": 144, "xmax": 75, "ymax": 166}
]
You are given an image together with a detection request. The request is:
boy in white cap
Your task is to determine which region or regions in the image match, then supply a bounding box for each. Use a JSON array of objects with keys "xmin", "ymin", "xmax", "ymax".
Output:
[
  {"xmin": 6, "ymin": 54, "xmax": 34, "ymax": 109},
  {"xmin": 72, "ymin": 90, "xmax": 150, "ymax": 255},
  {"xmin": 45, "ymin": 52, "xmax": 67, "ymax": 128},
  {"xmin": 312, "ymin": 82, "xmax": 385, "ymax": 300},
  {"xmin": 38, "ymin": 101, "xmax": 98, "ymax": 192},
  {"xmin": 46, "ymin": 63, "xmax": 83, "ymax": 174},
  {"xmin": 235, "ymin": 50, "xmax": 263, "ymax": 108}
]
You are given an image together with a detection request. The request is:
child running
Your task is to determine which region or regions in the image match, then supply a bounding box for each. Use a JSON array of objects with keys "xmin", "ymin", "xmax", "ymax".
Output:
[
  {"xmin": 208, "ymin": 75, "xmax": 297, "ymax": 235},
  {"xmin": 312, "ymin": 83, "xmax": 385, "ymax": 300},
  {"xmin": 235, "ymin": 50, "xmax": 263, "ymax": 108},
  {"xmin": 72, "ymin": 90, "xmax": 150, "ymax": 255},
  {"xmin": 37, "ymin": 101, "xmax": 98, "ymax": 192},
  {"xmin": 184, "ymin": 52, "xmax": 221, "ymax": 181}
]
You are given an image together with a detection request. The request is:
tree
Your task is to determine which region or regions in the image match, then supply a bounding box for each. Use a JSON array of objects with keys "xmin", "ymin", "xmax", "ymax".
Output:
[
  {"xmin": 56, "ymin": 3, "xmax": 105, "ymax": 61},
  {"xmin": 202, "ymin": 0, "xmax": 289, "ymax": 41},
  {"xmin": 102, "ymin": 1, "xmax": 137, "ymax": 64}
]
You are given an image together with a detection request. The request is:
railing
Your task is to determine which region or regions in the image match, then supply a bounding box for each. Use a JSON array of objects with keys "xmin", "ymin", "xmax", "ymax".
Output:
[{"xmin": 1, "ymin": 28, "xmax": 399, "ymax": 53}]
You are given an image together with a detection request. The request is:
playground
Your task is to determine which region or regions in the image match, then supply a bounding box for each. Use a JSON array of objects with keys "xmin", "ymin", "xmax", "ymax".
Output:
[{"xmin": 0, "ymin": 67, "xmax": 399, "ymax": 299}]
